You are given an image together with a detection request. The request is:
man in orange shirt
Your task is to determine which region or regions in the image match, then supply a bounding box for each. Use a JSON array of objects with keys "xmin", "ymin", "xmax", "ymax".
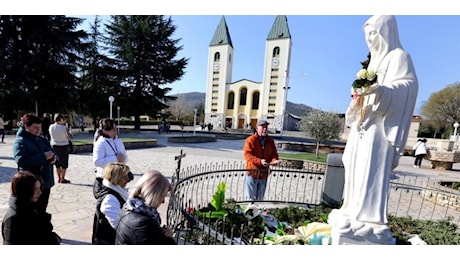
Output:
[{"xmin": 243, "ymin": 119, "xmax": 280, "ymax": 200}]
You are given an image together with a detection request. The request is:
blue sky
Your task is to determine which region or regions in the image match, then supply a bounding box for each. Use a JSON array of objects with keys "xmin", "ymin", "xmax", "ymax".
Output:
[
  {"xmin": 77, "ymin": 15, "xmax": 460, "ymax": 115},
  {"xmin": 6, "ymin": 1, "xmax": 460, "ymax": 117}
]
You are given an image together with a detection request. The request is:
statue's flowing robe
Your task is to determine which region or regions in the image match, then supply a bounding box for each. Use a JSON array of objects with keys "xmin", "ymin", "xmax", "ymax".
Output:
[{"xmin": 340, "ymin": 15, "xmax": 418, "ymax": 226}]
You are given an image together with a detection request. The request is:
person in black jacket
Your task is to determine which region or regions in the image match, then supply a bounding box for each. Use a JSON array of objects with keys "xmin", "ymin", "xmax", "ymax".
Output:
[
  {"xmin": 2, "ymin": 171, "xmax": 61, "ymax": 245},
  {"xmin": 92, "ymin": 163, "xmax": 132, "ymax": 244},
  {"xmin": 115, "ymin": 170, "xmax": 176, "ymax": 245}
]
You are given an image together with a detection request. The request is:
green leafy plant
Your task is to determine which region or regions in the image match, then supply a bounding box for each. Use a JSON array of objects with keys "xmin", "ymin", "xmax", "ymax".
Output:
[
  {"xmin": 196, "ymin": 182, "xmax": 228, "ymax": 219},
  {"xmin": 210, "ymin": 182, "xmax": 226, "ymax": 211}
]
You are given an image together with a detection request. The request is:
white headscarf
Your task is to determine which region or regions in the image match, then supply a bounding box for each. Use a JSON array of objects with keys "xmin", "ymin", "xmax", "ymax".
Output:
[{"xmin": 363, "ymin": 15, "xmax": 402, "ymax": 73}]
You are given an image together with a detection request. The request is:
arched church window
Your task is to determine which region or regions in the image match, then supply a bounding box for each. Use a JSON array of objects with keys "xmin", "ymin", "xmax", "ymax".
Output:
[
  {"xmin": 252, "ymin": 92, "xmax": 259, "ymax": 110},
  {"xmin": 239, "ymin": 88, "xmax": 247, "ymax": 106},
  {"xmin": 272, "ymin": 47, "xmax": 280, "ymax": 57},
  {"xmin": 214, "ymin": 52, "xmax": 220, "ymax": 62},
  {"xmin": 227, "ymin": 92, "xmax": 234, "ymax": 109}
]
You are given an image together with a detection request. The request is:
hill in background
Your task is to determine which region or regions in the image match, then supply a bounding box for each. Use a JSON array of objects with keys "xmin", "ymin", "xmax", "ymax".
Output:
[{"xmin": 172, "ymin": 92, "xmax": 315, "ymax": 117}]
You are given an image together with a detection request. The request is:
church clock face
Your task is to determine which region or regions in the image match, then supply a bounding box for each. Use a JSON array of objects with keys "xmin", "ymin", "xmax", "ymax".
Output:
[
  {"xmin": 272, "ymin": 59, "xmax": 279, "ymax": 67},
  {"xmin": 214, "ymin": 63, "xmax": 220, "ymax": 70}
]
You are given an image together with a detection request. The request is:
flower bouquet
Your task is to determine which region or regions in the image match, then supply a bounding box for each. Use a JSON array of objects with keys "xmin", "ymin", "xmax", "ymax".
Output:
[{"xmin": 351, "ymin": 52, "xmax": 377, "ymax": 98}]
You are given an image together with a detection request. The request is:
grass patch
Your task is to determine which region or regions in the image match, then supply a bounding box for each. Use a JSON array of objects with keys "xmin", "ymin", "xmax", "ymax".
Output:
[
  {"xmin": 278, "ymin": 152, "xmax": 327, "ymax": 163},
  {"xmin": 168, "ymin": 136, "xmax": 216, "ymax": 143},
  {"xmin": 72, "ymin": 138, "xmax": 153, "ymax": 145}
]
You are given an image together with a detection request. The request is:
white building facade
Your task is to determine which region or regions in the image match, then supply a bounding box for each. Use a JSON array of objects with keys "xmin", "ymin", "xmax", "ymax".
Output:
[{"xmin": 204, "ymin": 16, "xmax": 292, "ymax": 132}]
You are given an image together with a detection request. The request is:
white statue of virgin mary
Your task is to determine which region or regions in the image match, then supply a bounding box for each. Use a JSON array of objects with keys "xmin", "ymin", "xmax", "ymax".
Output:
[{"xmin": 328, "ymin": 15, "xmax": 418, "ymax": 244}]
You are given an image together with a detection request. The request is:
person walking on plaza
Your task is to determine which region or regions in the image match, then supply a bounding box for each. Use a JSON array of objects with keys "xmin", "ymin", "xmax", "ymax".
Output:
[
  {"xmin": 2, "ymin": 171, "xmax": 61, "ymax": 245},
  {"xmin": 92, "ymin": 163, "xmax": 133, "ymax": 244},
  {"xmin": 12, "ymin": 114, "xmax": 57, "ymax": 214},
  {"xmin": 49, "ymin": 114, "xmax": 73, "ymax": 184},
  {"xmin": 93, "ymin": 118, "xmax": 128, "ymax": 198},
  {"xmin": 0, "ymin": 113, "xmax": 5, "ymax": 143},
  {"xmin": 413, "ymin": 138, "xmax": 428, "ymax": 168},
  {"xmin": 243, "ymin": 119, "xmax": 280, "ymax": 201},
  {"xmin": 115, "ymin": 170, "xmax": 176, "ymax": 245}
]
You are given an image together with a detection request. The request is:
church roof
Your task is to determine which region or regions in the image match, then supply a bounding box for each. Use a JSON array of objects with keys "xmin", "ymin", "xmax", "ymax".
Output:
[
  {"xmin": 210, "ymin": 16, "xmax": 233, "ymax": 48},
  {"xmin": 267, "ymin": 15, "xmax": 291, "ymax": 40}
]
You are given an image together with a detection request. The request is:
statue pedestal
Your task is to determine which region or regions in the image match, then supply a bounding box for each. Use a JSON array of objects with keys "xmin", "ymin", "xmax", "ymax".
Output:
[
  {"xmin": 331, "ymin": 229, "xmax": 396, "ymax": 245},
  {"xmin": 328, "ymin": 209, "xmax": 395, "ymax": 245}
]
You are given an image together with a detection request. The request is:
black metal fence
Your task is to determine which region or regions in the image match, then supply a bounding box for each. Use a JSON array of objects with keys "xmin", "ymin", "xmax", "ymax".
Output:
[{"xmin": 166, "ymin": 161, "xmax": 460, "ymax": 245}]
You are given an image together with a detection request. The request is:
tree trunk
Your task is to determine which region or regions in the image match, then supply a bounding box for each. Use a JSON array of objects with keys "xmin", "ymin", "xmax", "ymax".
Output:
[{"xmin": 316, "ymin": 142, "xmax": 320, "ymax": 159}]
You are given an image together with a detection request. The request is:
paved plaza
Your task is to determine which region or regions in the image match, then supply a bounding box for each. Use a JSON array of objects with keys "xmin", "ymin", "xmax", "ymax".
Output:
[{"xmin": 0, "ymin": 130, "xmax": 458, "ymax": 245}]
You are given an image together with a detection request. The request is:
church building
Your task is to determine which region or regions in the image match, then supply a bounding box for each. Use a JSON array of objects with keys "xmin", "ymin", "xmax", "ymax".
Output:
[{"xmin": 204, "ymin": 16, "xmax": 292, "ymax": 133}]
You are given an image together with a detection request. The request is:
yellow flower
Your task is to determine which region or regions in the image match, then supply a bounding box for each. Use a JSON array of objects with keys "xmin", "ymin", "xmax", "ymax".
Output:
[
  {"xmin": 356, "ymin": 69, "xmax": 367, "ymax": 79},
  {"xmin": 366, "ymin": 70, "xmax": 376, "ymax": 81}
]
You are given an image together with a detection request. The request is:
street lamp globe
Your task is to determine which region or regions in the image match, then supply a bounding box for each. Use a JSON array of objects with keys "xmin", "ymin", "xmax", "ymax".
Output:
[
  {"xmin": 108, "ymin": 96, "xmax": 115, "ymax": 119},
  {"xmin": 454, "ymin": 121, "xmax": 460, "ymax": 136}
]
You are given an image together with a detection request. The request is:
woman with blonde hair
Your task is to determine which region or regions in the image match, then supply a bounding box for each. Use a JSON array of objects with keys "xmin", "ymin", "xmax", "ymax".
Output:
[
  {"xmin": 115, "ymin": 170, "xmax": 176, "ymax": 245},
  {"xmin": 92, "ymin": 163, "xmax": 133, "ymax": 244}
]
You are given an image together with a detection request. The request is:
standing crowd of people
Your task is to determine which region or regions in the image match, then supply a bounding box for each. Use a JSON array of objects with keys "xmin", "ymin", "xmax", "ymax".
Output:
[
  {"xmin": 1, "ymin": 112, "xmax": 284, "ymax": 245},
  {"xmin": 1, "ymin": 113, "xmax": 175, "ymax": 245}
]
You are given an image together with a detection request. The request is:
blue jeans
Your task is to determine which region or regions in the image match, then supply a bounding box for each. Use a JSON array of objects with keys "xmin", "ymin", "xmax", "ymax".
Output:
[{"xmin": 244, "ymin": 174, "xmax": 267, "ymax": 201}]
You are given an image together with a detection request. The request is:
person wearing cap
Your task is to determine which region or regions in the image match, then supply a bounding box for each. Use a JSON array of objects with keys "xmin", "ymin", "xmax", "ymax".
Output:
[{"xmin": 243, "ymin": 119, "xmax": 280, "ymax": 200}]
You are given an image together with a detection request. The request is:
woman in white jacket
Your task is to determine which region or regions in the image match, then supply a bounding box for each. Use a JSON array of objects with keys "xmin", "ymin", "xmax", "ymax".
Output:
[
  {"xmin": 92, "ymin": 118, "xmax": 128, "ymax": 198},
  {"xmin": 413, "ymin": 138, "xmax": 428, "ymax": 168}
]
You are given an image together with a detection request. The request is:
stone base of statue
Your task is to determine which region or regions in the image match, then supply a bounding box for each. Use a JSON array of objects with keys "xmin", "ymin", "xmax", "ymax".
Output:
[
  {"xmin": 331, "ymin": 229, "xmax": 396, "ymax": 245},
  {"xmin": 328, "ymin": 209, "xmax": 395, "ymax": 245}
]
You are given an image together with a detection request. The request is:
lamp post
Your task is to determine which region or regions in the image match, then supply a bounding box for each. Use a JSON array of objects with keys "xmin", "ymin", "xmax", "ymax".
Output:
[
  {"xmin": 280, "ymin": 84, "xmax": 290, "ymax": 138},
  {"xmin": 193, "ymin": 108, "xmax": 198, "ymax": 136},
  {"xmin": 108, "ymin": 96, "xmax": 115, "ymax": 119},
  {"xmin": 161, "ymin": 109, "xmax": 166, "ymax": 125},
  {"xmin": 454, "ymin": 121, "xmax": 459, "ymax": 150},
  {"xmin": 117, "ymin": 106, "xmax": 120, "ymax": 135}
]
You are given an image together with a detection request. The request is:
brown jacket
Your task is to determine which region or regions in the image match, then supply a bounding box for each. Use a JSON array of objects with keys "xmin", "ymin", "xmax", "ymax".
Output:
[{"xmin": 243, "ymin": 133, "xmax": 279, "ymax": 179}]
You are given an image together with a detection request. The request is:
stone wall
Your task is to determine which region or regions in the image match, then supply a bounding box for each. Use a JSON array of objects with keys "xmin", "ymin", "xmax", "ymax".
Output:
[
  {"xmin": 72, "ymin": 140, "xmax": 157, "ymax": 153},
  {"xmin": 425, "ymin": 150, "xmax": 460, "ymax": 170},
  {"xmin": 278, "ymin": 142, "xmax": 344, "ymax": 154},
  {"xmin": 279, "ymin": 159, "xmax": 325, "ymax": 173},
  {"xmin": 421, "ymin": 181, "xmax": 460, "ymax": 211}
]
